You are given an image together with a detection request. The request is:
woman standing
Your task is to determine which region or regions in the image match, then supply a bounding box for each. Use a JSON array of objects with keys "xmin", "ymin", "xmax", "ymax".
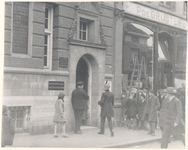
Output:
[
  {"xmin": 53, "ymin": 92, "xmax": 68, "ymax": 138},
  {"xmin": 2, "ymin": 105, "xmax": 15, "ymax": 147},
  {"xmin": 98, "ymin": 82, "xmax": 114, "ymax": 137}
]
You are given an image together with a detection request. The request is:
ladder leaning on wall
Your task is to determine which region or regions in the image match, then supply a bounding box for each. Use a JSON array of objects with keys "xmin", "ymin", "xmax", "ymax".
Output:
[{"xmin": 129, "ymin": 56, "xmax": 147, "ymax": 99}]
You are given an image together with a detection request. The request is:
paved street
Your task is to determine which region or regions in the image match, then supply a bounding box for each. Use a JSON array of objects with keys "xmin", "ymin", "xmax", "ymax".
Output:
[
  {"xmin": 131, "ymin": 140, "xmax": 185, "ymax": 149},
  {"xmin": 13, "ymin": 126, "xmax": 162, "ymax": 148}
]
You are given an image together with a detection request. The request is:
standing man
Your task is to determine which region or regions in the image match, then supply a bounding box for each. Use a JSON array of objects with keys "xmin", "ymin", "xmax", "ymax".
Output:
[
  {"xmin": 142, "ymin": 90, "xmax": 160, "ymax": 136},
  {"xmin": 98, "ymin": 82, "xmax": 114, "ymax": 137},
  {"xmin": 161, "ymin": 87, "xmax": 185, "ymax": 148},
  {"xmin": 71, "ymin": 81, "xmax": 89, "ymax": 134}
]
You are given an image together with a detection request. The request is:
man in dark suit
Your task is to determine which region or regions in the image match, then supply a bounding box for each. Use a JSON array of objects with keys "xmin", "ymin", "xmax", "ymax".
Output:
[
  {"xmin": 71, "ymin": 81, "xmax": 89, "ymax": 134},
  {"xmin": 142, "ymin": 89, "xmax": 160, "ymax": 136},
  {"xmin": 98, "ymin": 82, "xmax": 114, "ymax": 137},
  {"xmin": 161, "ymin": 87, "xmax": 185, "ymax": 148}
]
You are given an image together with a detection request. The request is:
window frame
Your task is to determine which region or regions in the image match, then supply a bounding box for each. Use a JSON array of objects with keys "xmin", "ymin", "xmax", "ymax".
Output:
[
  {"xmin": 44, "ymin": 4, "xmax": 53, "ymax": 69},
  {"xmin": 11, "ymin": 2, "xmax": 32, "ymax": 58},
  {"xmin": 79, "ymin": 18, "xmax": 89, "ymax": 41}
]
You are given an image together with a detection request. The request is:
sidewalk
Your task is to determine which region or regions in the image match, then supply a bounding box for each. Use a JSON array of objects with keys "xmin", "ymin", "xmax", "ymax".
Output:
[{"xmin": 13, "ymin": 126, "xmax": 162, "ymax": 148}]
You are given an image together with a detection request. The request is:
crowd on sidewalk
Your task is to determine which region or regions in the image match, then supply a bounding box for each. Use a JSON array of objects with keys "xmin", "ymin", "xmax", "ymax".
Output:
[
  {"xmin": 1, "ymin": 81, "xmax": 185, "ymax": 149},
  {"xmin": 120, "ymin": 83, "xmax": 185, "ymax": 148}
]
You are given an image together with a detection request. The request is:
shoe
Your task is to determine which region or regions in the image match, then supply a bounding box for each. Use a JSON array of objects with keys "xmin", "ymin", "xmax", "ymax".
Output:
[
  {"xmin": 98, "ymin": 132, "xmax": 104, "ymax": 135},
  {"xmin": 54, "ymin": 135, "xmax": 58, "ymax": 138},
  {"xmin": 74, "ymin": 131, "xmax": 82, "ymax": 134},
  {"xmin": 151, "ymin": 132, "xmax": 155, "ymax": 136},
  {"xmin": 111, "ymin": 131, "xmax": 114, "ymax": 137},
  {"xmin": 63, "ymin": 135, "xmax": 69, "ymax": 138}
]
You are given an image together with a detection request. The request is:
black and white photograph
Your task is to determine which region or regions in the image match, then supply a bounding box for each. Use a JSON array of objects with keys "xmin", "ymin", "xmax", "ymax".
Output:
[{"xmin": 1, "ymin": 1, "xmax": 187, "ymax": 148}]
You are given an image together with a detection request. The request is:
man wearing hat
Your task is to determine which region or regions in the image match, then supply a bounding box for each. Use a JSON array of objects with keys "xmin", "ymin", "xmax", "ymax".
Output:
[
  {"xmin": 161, "ymin": 87, "xmax": 185, "ymax": 148},
  {"xmin": 98, "ymin": 82, "xmax": 114, "ymax": 137},
  {"xmin": 141, "ymin": 89, "xmax": 160, "ymax": 136},
  {"xmin": 71, "ymin": 81, "xmax": 89, "ymax": 134}
]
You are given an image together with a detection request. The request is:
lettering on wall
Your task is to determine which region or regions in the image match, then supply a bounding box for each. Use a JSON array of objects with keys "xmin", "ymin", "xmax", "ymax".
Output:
[
  {"xmin": 123, "ymin": 2, "xmax": 186, "ymax": 30},
  {"xmin": 48, "ymin": 81, "xmax": 64, "ymax": 90}
]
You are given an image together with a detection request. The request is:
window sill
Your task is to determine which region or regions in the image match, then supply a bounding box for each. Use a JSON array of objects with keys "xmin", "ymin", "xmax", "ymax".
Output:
[
  {"xmin": 11, "ymin": 53, "xmax": 31, "ymax": 58},
  {"xmin": 68, "ymin": 39, "xmax": 107, "ymax": 50}
]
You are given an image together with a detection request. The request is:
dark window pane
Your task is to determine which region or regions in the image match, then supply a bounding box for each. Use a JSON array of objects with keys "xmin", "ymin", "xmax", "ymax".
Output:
[
  {"xmin": 44, "ymin": 35, "xmax": 48, "ymax": 44},
  {"xmin": 79, "ymin": 31, "xmax": 82, "ymax": 39},
  {"xmin": 44, "ymin": 56, "xmax": 47, "ymax": 66},
  {"xmin": 45, "ymin": 19, "xmax": 48, "ymax": 29},
  {"xmin": 83, "ymin": 32, "xmax": 86, "ymax": 40},
  {"xmin": 83, "ymin": 22, "xmax": 86, "ymax": 30},
  {"xmin": 44, "ymin": 46, "xmax": 47, "ymax": 55},
  {"xmin": 45, "ymin": 8, "xmax": 48, "ymax": 18}
]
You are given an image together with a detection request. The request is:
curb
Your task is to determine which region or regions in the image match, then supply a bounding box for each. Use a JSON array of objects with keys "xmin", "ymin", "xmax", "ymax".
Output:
[{"xmin": 104, "ymin": 138, "xmax": 161, "ymax": 148}]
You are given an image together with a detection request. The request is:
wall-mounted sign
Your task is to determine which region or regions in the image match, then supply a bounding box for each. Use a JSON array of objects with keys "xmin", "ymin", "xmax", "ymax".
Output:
[
  {"xmin": 59, "ymin": 57, "xmax": 68, "ymax": 68},
  {"xmin": 123, "ymin": 2, "xmax": 187, "ymax": 30},
  {"xmin": 48, "ymin": 81, "xmax": 64, "ymax": 90}
]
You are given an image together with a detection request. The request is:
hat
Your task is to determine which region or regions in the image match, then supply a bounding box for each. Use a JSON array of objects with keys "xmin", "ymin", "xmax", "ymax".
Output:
[
  {"xmin": 3, "ymin": 105, "xmax": 8, "ymax": 115},
  {"xmin": 104, "ymin": 82, "xmax": 110, "ymax": 90},
  {"xmin": 77, "ymin": 81, "xmax": 84, "ymax": 86},
  {"xmin": 58, "ymin": 92, "xmax": 65, "ymax": 99},
  {"xmin": 166, "ymin": 87, "xmax": 176, "ymax": 94}
]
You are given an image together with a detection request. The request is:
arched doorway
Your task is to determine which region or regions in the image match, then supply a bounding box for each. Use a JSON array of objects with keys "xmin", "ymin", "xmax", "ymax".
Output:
[
  {"xmin": 76, "ymin": 57, "xmax": 90, "ymax": 125},
  {"xmin": 76, "ymin": 58, "xmax": 89, "ymax": 93}
]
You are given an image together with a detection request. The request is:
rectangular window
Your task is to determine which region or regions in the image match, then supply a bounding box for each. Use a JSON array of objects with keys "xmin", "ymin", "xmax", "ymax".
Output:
[
  {"xmin": 12, "ymin": 2, "xmax": 29, "ymax": 54},
  {"xmin": 44, "ymin": 5, "xmax": 53, "ymax": 69},
  {"xmin": 79, "ymin": 20, "xmax": 88, "ymax": 41},
  {"xmin": 9, "ymin": 106, "xmax": 31, "ymax": 133}
]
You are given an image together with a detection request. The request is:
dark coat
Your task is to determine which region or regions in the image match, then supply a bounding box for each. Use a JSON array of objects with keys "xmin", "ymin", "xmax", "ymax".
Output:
[
  {"xmin": 71, "ymin": 88, "xmax": 89, "ymax": 110},
  {"xmin": 2, "ymin": 115, "xmax": 15, "ymax": 147},
  {"xmin": 142, "ymin": 94, "xmax": 160, "ymax": 122},
  {"xmin": 158, "ymin": 96, "xmax": 168, "ymax": 128},
  {"xmin": 137, "ymin": 97, "xmax": 147, "ymax": 119},
  {"xmin": 126, "ymin": 98, "xmax": 137, "ymax": 118},
  {"xmin": 163, "ymin": 96, "xmax": 184, "ymax": 135},
  {"xmin": 98, "ymin": 90, "xmax": 114, "ymax": 118}
]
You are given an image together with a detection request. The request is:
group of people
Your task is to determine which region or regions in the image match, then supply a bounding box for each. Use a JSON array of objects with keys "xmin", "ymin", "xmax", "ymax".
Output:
[
  {"xmin": 1, "ymin": 80, "xmax": 185, "ymax": 148},
  {"xmin": 121, "ymin": 84, "xmax": 185, "ymax": 148},
  {"xmin": 53, "ymin": 81, "xmax": 115, "ymax": 138}
]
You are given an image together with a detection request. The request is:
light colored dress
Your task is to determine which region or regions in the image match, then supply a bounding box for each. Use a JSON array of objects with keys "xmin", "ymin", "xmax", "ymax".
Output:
[{"xmin": 53, "ymin": 99, "xmax": 66, "ymax": 123}]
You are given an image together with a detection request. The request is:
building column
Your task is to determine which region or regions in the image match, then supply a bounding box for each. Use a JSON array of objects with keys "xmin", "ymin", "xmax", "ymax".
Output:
[
  {"xmin": 114, "ymin": 8, "xmax": 124, "ymax": 102},
  {"xmin": 153, "ymin": 26, "xmax": 158, "ymax": 95}
]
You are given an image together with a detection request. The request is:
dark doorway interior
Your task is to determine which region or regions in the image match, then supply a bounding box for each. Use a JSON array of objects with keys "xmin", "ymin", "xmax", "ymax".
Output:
[
  {"xmin": 76, "ymin": 58, "xmax": 88, "ymax": 93},
  {"xmin": 76, "ymin": 58, "xmax": 89, "ymax": 125}
]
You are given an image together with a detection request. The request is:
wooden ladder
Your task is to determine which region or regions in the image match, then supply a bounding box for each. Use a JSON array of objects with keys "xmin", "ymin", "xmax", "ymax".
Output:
[{"xmin": 129, "ymin": 56, "xmax": 146, "ymax": 98}]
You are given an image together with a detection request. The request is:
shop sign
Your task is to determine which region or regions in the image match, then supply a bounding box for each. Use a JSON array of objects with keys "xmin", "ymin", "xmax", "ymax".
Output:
[
  {"xmin": 48, "ymin": 81, "xmax": 64, "ymax": 90},
  {"xmin": 123, "ymin": 2, "xmax": 187, "ymax": 30}
]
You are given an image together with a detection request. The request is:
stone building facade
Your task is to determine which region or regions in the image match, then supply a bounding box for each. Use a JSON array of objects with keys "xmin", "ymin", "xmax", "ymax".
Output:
[{"xmin": 3, "ymin": 2, "xmax": 187, "ymax": 134}]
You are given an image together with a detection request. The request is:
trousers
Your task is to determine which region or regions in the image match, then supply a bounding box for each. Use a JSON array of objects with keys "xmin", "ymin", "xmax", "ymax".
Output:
[
  {"xmin": 161, "ymin": 124, "xmax": 185, "ymax": 148},
  {"xmin": 99, "ymin": 117, "xmax": 113, "ymax": 133},
  {"xmin": 74, "ymin": 109, "xmax": 84, "ymax": 132}
]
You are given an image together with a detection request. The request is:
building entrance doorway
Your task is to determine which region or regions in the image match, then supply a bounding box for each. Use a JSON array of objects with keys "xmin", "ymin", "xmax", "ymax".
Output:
[
  {"xmin": 76, "ymin": 57, "xmax": 89, "ymax": 125},
  {"xmin": 76, "ymin": 58, "xmax": 89, "ymax": 93}
]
